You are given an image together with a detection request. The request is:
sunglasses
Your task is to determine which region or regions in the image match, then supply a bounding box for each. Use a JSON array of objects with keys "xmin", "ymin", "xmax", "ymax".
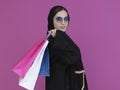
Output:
[{"xmin": 55, "ymin": 16, "xmax": 70, "ymax": 23}]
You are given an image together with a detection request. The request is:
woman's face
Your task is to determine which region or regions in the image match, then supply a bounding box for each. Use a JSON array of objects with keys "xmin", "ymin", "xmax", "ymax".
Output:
[{"xmin": 53, "ymin": 10, "xmax": 69, "ymax": 32}]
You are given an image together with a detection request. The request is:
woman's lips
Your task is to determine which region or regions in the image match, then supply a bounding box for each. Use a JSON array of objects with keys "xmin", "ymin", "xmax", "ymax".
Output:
[{"xmin": 60, "ymin": 26, "xmax": 66, "ymax": 29}]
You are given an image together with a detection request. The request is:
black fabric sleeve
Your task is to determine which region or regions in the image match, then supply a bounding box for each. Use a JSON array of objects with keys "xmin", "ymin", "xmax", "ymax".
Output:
[{"xmin": 49, "ymin": 30, "xmax": 84, "ymax": 69}]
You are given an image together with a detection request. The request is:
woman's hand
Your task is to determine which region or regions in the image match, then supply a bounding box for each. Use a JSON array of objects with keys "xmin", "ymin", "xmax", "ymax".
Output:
[{"xmin": 48, "ymin": 29, "xmax": 57, "ymax": 38}]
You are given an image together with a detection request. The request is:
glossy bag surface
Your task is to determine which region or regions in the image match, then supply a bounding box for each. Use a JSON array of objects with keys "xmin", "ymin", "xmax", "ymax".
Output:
[
  {"xmin": 12, "ymin": 40, "xmax": 45, "ymax": 78},
  {"xmin": 39, "ymin": 47, "xmax": 50, "ymax": 76},
  {"xmin": 19, "ymin": 40, "xmax": 49, "ymax": 90}
]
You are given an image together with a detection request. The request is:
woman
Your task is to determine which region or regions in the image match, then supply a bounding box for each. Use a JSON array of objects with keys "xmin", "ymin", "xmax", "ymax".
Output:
[{"xmin": 46, "ymin": 5, "xmax": 88, "ymax": 90}]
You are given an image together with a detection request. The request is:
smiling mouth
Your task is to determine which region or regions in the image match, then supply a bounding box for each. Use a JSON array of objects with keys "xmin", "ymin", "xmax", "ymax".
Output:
[{"xmin": 60, "ymin": 26, "xmax": 66, "ymax": 29}]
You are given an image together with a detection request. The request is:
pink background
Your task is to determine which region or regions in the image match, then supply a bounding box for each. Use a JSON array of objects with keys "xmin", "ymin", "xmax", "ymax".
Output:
[{"xmin": 0, "ymin": 0, "xmax": 120, "ymax": 90}]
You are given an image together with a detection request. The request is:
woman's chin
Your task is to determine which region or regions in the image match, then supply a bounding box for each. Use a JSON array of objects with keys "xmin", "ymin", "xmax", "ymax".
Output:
[{"xmin": 59, "ymin": 29, "xmax": 66, "ymax": 32}]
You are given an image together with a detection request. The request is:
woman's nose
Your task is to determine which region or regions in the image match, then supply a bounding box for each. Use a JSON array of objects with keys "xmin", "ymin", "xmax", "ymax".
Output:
[{"xmin": 61, "ymin": 20, "xmax": 65, "ymax": 25}]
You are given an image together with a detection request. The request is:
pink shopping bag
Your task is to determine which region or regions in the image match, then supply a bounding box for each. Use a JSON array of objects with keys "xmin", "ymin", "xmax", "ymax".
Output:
[{"xmin": 12, "ymin": 40, "xmax": 45, "ymax": 78}]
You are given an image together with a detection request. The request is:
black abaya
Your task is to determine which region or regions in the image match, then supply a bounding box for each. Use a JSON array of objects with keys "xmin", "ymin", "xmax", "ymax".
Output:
[{"xmin": 46, "ymin": 30, "xmax": 88, "ymax": 90}]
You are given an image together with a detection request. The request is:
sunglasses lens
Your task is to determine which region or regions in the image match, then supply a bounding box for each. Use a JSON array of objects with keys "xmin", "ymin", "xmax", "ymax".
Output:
[
  {"xmin": 64, "ymin": 17, "xmax": 69, "ymax": 22},
  {"xmin": 56, "ymin": 17, "xmax": 62, "ymax": 22}
]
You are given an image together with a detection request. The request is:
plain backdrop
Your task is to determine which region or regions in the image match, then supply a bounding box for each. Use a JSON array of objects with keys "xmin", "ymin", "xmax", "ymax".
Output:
[{"xmin": 0, "ymin": 0, "xmax": 120, "ymax": 90}]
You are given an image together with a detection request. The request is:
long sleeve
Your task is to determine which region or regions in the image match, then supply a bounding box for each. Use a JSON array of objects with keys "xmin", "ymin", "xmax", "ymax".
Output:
[{"xmin": 48, "ymin": 30, "xmax": 84, "ymax": 70}]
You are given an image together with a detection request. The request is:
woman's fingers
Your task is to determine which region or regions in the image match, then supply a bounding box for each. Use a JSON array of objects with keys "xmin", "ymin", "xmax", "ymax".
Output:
[{"xmin": 48, "ymin": 29, "xmax": 57, "ymax": 37}]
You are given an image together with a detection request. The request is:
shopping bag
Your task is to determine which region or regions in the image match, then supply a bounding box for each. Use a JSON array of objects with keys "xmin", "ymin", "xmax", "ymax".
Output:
[
  {"xmin": 38, "ymin": 34, "xmax": 52, "ymax": 76},
  {"xmin": 19, "ymin": 40, "xmax": 49, "ymax": 90},
  {"xmin": 12, "ymin": 40, "xmax": 45, "ymax": 78},
  {"xmin": 39, "ymin": 47, "xmax": 50, "ymax": 76}
]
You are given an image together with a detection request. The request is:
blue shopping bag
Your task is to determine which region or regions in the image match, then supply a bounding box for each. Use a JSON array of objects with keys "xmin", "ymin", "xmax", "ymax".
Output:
[{"xmin": 39, "ymin": 47, "xmax": 50, "ymax": 76}]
